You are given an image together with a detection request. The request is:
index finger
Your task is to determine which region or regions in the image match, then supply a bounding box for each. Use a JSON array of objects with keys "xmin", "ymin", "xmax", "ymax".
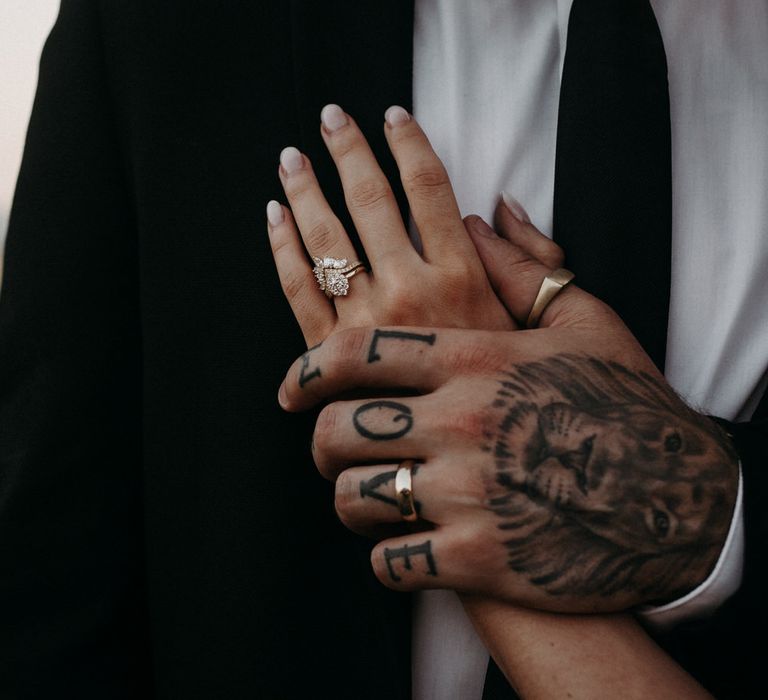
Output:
[
  {"xmin": 280, "ymin": 327, "xmax": 446, "ymax": 411},
  {"xmin": 278, "ymin": 325, "xmax": 532, "ymax": 412}
]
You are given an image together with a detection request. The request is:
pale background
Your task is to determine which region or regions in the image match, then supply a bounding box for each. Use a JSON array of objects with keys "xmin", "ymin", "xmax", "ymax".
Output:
[{"xmin": 0, "ymin": 0, "xmax": 60, "ymax": 274}]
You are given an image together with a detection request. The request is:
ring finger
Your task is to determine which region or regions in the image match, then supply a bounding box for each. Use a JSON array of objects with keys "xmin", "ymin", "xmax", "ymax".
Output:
[
  {"xmin": 335, "ymin": 460, "xmax": 467, "ymax": 532},
  {"xmin": 278, "ymin": 145, "xmax": 371, "ymax": 298}
]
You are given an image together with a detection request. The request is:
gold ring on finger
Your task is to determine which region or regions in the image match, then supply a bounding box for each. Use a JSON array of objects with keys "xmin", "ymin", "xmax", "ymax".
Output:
[
  {"xmin": 312, "ymin": 256, "xmax": 367, "ymax": 297},
  {"xmin": 395, "ymin": 459, "xmax": 418, "ymax": 522},
  {"xmin": 525, "ymin": 268, "xmax": 575, "ymax": 329}
]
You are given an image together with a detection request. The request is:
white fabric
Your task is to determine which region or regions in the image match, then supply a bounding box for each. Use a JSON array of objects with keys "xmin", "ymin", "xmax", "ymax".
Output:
[
  {"xmin": 411, "ymin": 1, "xmax": 767, "ymax": 698},
  {"xmin": 640, "ymin": 467, "xmax": 744, "ymax": 629}
]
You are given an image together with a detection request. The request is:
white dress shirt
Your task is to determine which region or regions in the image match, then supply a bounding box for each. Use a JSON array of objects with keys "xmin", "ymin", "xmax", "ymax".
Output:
[{"xmin": 411, "ymin": 2, "xmax": 767, "ymax": 698}]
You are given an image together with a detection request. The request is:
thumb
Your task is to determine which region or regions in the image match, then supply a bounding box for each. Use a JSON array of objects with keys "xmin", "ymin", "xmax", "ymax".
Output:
[
  {"xmin": 464, "ymin": 215, "xmax": 605, "ymax": 329},
  {"xmin": 493, "ymin": 193, "xmax": 565, "ymax": 269}
]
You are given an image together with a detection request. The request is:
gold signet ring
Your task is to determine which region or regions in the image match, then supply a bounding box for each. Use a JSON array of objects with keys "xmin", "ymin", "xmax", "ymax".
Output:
[
  {"xmin": 395, "ymin": 459, "xmax": 418, "ymax": 522},
  {"xmin": 525, "ymin": 268, "xmax": 575, "ymax": 328}
]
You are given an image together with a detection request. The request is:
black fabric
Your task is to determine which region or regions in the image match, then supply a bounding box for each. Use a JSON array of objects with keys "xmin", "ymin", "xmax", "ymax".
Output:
[
  {"xmin": 0, "ymin": 2, "xmax": 764, "ymax": 699},
  {"xmin": 650, "ymin": 401, "xmax": 768, "ymax": 698},
  {"xmin": 553, "ymin": 0, "xmax": 672, "ymax": 371},
  {"xmin": 482, "ymin": 657, "xmax": 520, "ymax": 700}
]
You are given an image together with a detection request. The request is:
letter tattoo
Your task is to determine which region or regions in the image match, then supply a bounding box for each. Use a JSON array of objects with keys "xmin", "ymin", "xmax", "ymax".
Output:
[
  {"xmin": 384, "ymin": 540, "xmax": 438, "ymax": 582},
  {"xmin": 298, "ymin": 343, "xmax": 322, "ymax": 388},
  {"xmin": 353, "ymin": 401, "xmax": 414, "ymax": 441},
  {"xmin": 368, "ymin": 329, "xmax": 436, "ymax": 363}
]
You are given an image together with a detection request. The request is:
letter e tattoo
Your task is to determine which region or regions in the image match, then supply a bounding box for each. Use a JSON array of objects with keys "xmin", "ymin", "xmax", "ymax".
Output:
[{"xmin": 384, "ymin": 541, "xmax": 438, "ymax": 582}]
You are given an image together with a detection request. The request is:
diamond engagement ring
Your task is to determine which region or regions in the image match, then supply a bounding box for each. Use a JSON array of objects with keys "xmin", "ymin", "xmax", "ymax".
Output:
[{"xmin": 312, "ymin": 256, "xmax": 366, "ymax": 297}]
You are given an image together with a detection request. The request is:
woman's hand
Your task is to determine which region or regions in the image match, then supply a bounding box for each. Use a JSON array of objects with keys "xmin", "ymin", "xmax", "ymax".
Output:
[{"xmin": 266, "ymin": 104, "xmax": 543, "ymax": 346}]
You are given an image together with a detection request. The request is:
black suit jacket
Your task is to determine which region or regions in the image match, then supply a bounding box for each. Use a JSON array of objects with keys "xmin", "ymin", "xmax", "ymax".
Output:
[{"xmin": 0, "ymin": 2, "xmax": 765, "ymax": 698}]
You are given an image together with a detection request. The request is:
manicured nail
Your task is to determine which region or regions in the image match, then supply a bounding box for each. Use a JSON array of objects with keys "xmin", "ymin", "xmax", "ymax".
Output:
[
  {"xmin": 266, "ymin": 200, "xmax": 283, "ymax": 227},
  {"xmin": 280, "ymin": 146, "xmax": 304, "ymax": 175},
  {"xmin": 468, "ymin": 215, "xmax": 498, "ymax": 239},
  {"xmin": 501, "ymin": 192, "xmax": 531, "ymax": 224},
  {"xmin": 320, "ymin": 104, "xmax": 348, "ymax": 132},
  {"xmin": 384, "ymin": 105, "xmax": 411, "ymax": 127},
  {"xmin": 277, "ymin": 381, "xmax": 288, "ymax": 408}
]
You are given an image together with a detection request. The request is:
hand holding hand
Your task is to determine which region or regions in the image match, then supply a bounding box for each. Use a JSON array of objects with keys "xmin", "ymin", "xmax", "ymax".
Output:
[{"xmin": 268, "ymin": 105, "xmax": 738, "ymax": 614}]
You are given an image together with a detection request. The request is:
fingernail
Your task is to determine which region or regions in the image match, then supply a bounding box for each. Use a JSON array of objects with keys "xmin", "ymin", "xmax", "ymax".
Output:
[
  {"xmin": 468, "ymin": 215, "xmax": 498, "ymax": 239},
  {"xmin": 320, "ymin": 104, "xmax": 348, "ymax": 133},
  {"xmin": 500, "ymin": 192, "xmax": 531, "ymax": 224},
  {"xmin": 266, "ymin": 200, "xmax": 284, "ymax": 227},
  {"xmin": 280, "ymin": 146, "xmax": 304, "ymax": 175},
  {"xmin": 385, "ymin": 105, "xmax": 411, "ymax": 127},
  {"xmin": 278, "ymin": 381, "xmax": 288, "ymax": 409}
]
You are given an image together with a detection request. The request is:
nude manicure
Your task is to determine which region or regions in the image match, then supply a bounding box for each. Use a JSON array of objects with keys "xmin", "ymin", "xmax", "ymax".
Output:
[
  {"xmin": 266, "ymin": 200, "xmax": 283, "ymax": 227},
  {"xmin": 384, "ymin": 105, "xmax": 411, "ymax": 127},
  {"xmin": 320, "ymin": 104, "xmax": 348, "ymax": 132},
  {"xmin": 501, "ymin": 191, "xmax": 531, "ymax": 224},
  {"xmin": 280, "ymin": 146, "xmax": 304, "ymax": 174}
]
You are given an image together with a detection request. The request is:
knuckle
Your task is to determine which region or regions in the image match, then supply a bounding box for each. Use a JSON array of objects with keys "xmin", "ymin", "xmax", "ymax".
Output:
[
  {"xmin": 384, "ymin": 300, "xmax": 422, "ymax": 326},
  {"xmin": 347, "ymin": 178, "xmax": 391, "ymax": 210},
  {"xmin": 443, "ymin": 256, "xmax": 477, "ymax": 281},
  {"xmin": 436, "ymin": 264, "xmax": 482, "ymax": 304},
  {"xmin": 558, "ymin": 291, "xmax": 618, "ymax": 329},
  {"xmin": 404, "ymin": 165, "xmax": 450, "ymax": 197},
  {"xmin": 444, "ymin": 340, "xmax": 502, "ymax": 374},
  {"xmin": 506, "ymin": 254, "xmax": 542, "ymax": 280},
  {"xmin": 306, "ymin": 220, "xmax": 339, "ymax": 252},
  {"xmin": 449, "ymin": 526, "xmax": 496, "ymax": 575},
  {"xmin": 545, "ymin": 241, "xmax": 566, "ymax": 268},
  {"xmin": 331, "ymin": 328, "xmax": 371, "ymax": 365},
  {"xmin": 331, "ymin": 133, "xmax": 361, "ymax": 162},
  {"xmin": 443, "ymin": 406, "xmax": 494, "ymax": 443},
  {"xmin": 284, "ymin": 175, "xmax": 314, "ymax": 200}
]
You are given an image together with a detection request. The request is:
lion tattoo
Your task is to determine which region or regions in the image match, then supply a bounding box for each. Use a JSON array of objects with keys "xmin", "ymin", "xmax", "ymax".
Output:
[{"xmin": 485, "ymin": 355, "xmax": 738, "ymax": 602}]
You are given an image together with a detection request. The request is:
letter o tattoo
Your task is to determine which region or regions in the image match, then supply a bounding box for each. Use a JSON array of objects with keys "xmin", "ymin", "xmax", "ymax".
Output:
[{"xmin": 352, "ymin": 400, "xmax": 414, "ymax": 441}]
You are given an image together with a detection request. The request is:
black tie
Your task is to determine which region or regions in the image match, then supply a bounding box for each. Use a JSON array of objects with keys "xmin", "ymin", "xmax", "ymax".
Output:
[
  {"xmin": 553, "ymin": 0, "xmax": 672, "ymax": 371},
  {"xmin": 483, "ymin": 1, "xmax": 672, "ymax": 697}
]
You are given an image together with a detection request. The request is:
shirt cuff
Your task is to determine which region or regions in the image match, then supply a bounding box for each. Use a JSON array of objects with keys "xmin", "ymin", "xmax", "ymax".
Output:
[{"xmin": 638, "ymin": 464, "xmax": 744, "ymax": 630}]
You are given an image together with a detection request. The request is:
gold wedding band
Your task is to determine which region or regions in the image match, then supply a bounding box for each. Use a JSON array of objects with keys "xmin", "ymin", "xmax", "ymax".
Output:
[
  {"xmin": 395, "ymin": 459, "xmax": 418, "ymax": 522},
  {"xmin": 312, "ymin": 256, "xmax": 367, "ymax": 297},
  {"xmin": 525, "ymin": 268, "xmax": 575, "ymax": 328}
]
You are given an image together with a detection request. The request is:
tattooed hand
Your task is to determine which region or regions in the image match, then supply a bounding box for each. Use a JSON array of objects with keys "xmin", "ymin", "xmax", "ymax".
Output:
[
  {"xmin": 268, "ymin": 105, "xmax": 738, "ymax": 612},
  {"xmin": 280, "ymin": 331, "xmax": 737, "ymax": 612}
]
